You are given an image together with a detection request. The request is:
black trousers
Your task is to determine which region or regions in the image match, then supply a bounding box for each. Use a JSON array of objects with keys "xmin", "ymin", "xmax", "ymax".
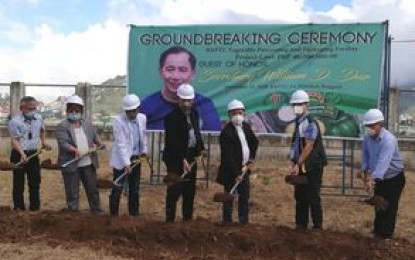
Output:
[
  {"xmin": 11, "ymin": 149, "xmax": 41, "ymax": 211},
  {"xmin": 110, "ymin": 161, "xmax": 141, "ymax": 216},
  {"xmin": 374, "ymin": 172, "xmax": 405, "ymax": 239},
  {"xmin": 294, "ymin": 167, "xmax": 323, "ymax": 229},
  {"xmin": 165, "ymin": 151, "xmax": 198, "ymax": 222},
  {"xmin": 222, "ymin": 172, "xmax": 250, "ymax": 224}
]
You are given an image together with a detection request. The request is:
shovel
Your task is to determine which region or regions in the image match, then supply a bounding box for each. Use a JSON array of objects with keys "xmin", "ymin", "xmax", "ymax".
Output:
[
  {"xmin": 213, "ymin": 165, "xmax": 249, "ymax": 203},
  {"xmin": 163, "ymin": 157, "xmax": 199, "ymax": 185},
  {"xmin": 61, "ymin": 145, "xmax": 105, "ymax": 168},
  {"xmin": 113, "ymin": 156, "xmax": 147, "ymax": 187},
  {"xmin": 358, "ymin": 184, "xmax": 389, "ymax": 211},
  {"xmin": 356, "ymin": 172, "xmax": 388, "ymax": 211},
  {"xmin": 360, "ymin": 195, "xmax": 389, "ymax": 211},
  {"xmin": 284, "ymin": 174, "xmax": 307, "ymax": 185},
  {"xmin": 11, "ymin": 147, "xmax": 46, "ymax": 169}
]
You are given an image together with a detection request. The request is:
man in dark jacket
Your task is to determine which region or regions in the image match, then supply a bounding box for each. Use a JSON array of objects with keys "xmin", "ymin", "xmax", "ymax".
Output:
[
  {"xmin": 163, "ymin": 84, "xmax": 205, "ymax": 222},
  {"xmin": 216, "ymin": 99, "xmax": 259, "ymax": 224},
  {"xmin": 288, "ymin": 90, "xmax": 327, "ymax": 230}
]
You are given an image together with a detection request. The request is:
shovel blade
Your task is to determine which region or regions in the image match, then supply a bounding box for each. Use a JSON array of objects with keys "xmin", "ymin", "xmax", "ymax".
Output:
[
  {"xmin": 40, "ymin": 159, "xmax": 61, "ymax": 170},
  {"xmin": 0, "ymin": 160, "xmax": 14, "ymax": 171},
  {"xmin": 213, "ymin": 192, "xmax": 234, "ymax": 203},
  {"xmin": 163, "ymin": 173, "xmax": 185, "ymax": 185},
  {"xmin": 285, "ymin": 174, "xmax": 307, "ymax": 186},
  {"xmin": 362, "ymin": 195, "xmax": 389, "ymax": 211},
  {"xmin": 97, "ymin": 179, "xmax": 113, "ymax": 189},
  {"xmin": 0, "ymin": 160, "xmax": 24, "ymax": 170}
]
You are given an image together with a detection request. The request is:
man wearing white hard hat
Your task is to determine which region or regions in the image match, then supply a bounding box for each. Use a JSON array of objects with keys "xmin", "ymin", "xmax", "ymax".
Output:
[
  {"xmin": 140, "ymin": 46, "xmax": 221, "ymax": 131},
  {"xmin": 56, "ymin": 95, "xmax": 105, "ymax": 214},
  {"xmin": 109, "ymin": 94, "xmax": 148, "ymax": 216},
  {"xmin": 288, "ymin": 90, "xmax": 327, "ymax": 230},
  {"xmin": 163, "ymin": 84, "xmax": 205, "ymax": 222},
  {"xmin": 361, "ymin": 108, "xmax": 405, "ymax": 239},
  {"xmin": 216, "ymin": 99, "xmax": 258, "ymax": 224}
]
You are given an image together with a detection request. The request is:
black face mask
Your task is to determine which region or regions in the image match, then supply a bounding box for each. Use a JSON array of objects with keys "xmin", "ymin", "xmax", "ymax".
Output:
[
  {"xmin": 182, "ymin": 106, "xmax": 192, "ymax": 115},
  {"xmin": 180, "ymin": 100, "xmax": 192, "ymax": 115}
]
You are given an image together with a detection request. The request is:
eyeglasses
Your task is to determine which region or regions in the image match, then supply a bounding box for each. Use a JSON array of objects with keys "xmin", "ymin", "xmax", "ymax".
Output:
[
  {"xmin": 126, "ymin": 108, "xmax": 139, "ymax": 113},
  {"xmin": 291, "ymin": 103, "xmax": 306, "ymax": 106},
  {"xmin": 365, "ymin": 123, "xmax": 378, "ymax": 128},
  {"xmin": 67, "ymin": 108, "xmax": 82, "ymax": 113}
]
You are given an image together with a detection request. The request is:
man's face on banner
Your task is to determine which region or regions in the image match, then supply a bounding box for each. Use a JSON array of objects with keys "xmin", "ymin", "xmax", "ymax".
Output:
[{"xmin": 159, "ymin": 52, "xmax": 195, "ymax": 94}]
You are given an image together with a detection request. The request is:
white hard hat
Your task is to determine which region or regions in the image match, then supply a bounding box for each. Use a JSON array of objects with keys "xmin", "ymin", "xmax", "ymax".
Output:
[
  {"xmin": 290, "ymin": 90, "xmax": 309, "ymax": 104},
  {"xmin": 227, "ymin": 99, "xmax": 245, "ymax": 111},
  {"xmin": 362, "ymin": 108, "xmax": 384, "ymax": 125},
  {"xmin": 122, "ymin": 94, "xmax": 140, "ymax": 110},
  {"xmin": 177, "ymin": 84, "xmax": 195, "ymax": 99},
  {"xmin": 66, "ymin": 95, "xmax": 84, "ymax": 106}
]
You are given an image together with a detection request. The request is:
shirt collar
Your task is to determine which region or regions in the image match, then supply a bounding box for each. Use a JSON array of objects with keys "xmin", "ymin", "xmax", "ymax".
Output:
[
  {"xmin": 377, "ymin": 128, "xmax": 385, "ymax": 140},
  {"xmin": 296, "ymin": 113, "xmax": 308, "ymax": 124}
]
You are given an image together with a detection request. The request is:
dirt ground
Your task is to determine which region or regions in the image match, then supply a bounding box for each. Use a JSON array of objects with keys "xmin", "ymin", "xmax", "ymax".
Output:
[{"xmin": 0, "ymin": 155, "xmax": 415, "ymax": 259}]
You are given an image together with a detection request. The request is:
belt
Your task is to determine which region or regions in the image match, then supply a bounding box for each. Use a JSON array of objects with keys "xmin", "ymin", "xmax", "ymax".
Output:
[
  {"xmin": 376, "ymin": 170, "xmax": 404, "ymax": 182},
  {"xmin": 24, "ymin": 149, "xmax": 38, "ymax": 154}
]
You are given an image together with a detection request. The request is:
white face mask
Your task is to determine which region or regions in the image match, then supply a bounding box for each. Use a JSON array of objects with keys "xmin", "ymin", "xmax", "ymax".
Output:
[
  {"xmin": 365, "ymin": 127, "xmax": 376, "ymax": 137},
  {"xmin": 293, "ymin": 105, "xmax": 304, "ymax": 115},
  {"xmin": 231, "ymin": 114, "xmax": 244, "ymax": 126}
]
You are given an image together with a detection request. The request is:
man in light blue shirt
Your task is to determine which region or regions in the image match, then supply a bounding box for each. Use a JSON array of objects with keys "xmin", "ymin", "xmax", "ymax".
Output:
[
  {"xmin": 288, "ymin": 90, "xmax": 327, "ymax": 231},
  {"xmin": 361, "ymin": 108, "xmax": 405, "ymax": 239},
  {"xmin": 8, "ymin": 96, "xmax": 51, "ymax": 211}
]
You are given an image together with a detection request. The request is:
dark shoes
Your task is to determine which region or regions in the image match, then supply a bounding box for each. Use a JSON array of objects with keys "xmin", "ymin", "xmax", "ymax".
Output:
[
  {"xmin": 92, "ymin": 208, "xmax": 105, "ymax": 215},
  {"xmin": 294, "ymin": 225, "xmax": 323, "ymax": 231},
  {"xmin": 294, "ymin": 225, "xmax": 307, "ymax": 232}
]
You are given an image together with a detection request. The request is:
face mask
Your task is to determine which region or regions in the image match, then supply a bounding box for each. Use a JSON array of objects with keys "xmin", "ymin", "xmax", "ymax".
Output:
[
  {"xmin": 24, "ymin": 111, "xmax": 36, "ymax": 119},
  {"xmin": 293, "ymin": 105, "xmax": 304, "ymax": 115},
  {"xmin": 231, "ymin": 114, "xmax": 244, "ymax": 126},
  {"xmin": 365, "ymin": 127, "xmax": 376, "ymax": 137},
  {"xmin": 67, "ymin": 112, "xmax": 82, "ymax": 122}
]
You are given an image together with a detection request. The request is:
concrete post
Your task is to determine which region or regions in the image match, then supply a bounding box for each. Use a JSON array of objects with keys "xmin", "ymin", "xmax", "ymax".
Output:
[
  {"xmin": 10, "ymin": 81, "xmax": 25, "ymax": 117},
  {"xmin": 75, "ymin": 82, "xmax": 93, "ymax": 121},
  {"xmin": 389, "ymin": 87, "xmax": 399, "ymax": 134}
]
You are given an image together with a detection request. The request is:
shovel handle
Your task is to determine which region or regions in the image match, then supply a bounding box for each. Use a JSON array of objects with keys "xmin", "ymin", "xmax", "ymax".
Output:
[
  {"xmin": 13, "ymin": 148, "xmax": 44, "ymax": 167},
  {"xmin": 229, "ymin": 165, "xmax": 248, "ymax": 195},
  {"xmin": 113, "ymin": 160, "xmax": 141, "ymax": 187},
  {"xmin": 180, "ymin": 159, "xmax": 198, "ymax": 178},
  {"xmin": 61, "ymin": 145, "xmax": 104, "ymax": 168}
]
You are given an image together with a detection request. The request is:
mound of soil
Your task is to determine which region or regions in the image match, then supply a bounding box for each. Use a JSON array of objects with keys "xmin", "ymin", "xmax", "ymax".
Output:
[{"xmin": 0, "ymin": 208, "xmax": 414, "ymax": 259}]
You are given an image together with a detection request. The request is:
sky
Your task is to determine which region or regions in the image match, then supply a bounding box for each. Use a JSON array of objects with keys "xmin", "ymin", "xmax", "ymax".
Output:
[{"xmin": 0, "ymin": 0, "xmax": 414, "ymax": 87}]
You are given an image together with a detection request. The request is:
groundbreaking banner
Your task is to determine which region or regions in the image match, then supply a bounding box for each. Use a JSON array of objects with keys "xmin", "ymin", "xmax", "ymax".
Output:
[{"xmin": 128, "ymin": 23, "xmax": 387, "ymax": 136}]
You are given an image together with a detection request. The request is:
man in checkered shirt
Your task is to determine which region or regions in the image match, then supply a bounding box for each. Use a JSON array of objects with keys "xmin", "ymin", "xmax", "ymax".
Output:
[{"xmin": 8, "ymin": 96, "xmax": 51, "ymax": 211}]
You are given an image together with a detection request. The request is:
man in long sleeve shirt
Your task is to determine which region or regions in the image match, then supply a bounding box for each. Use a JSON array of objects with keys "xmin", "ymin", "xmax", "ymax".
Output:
[
  {"xmin": 361, "ymin": 108, "xmax": 405, "ymax": 239},
  {"xmin": 109, "ymin": 94, "xmax": 148, "ymax": 216}
]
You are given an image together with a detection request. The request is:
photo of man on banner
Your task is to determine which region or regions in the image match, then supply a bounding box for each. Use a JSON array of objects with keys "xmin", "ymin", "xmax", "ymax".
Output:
[{"xmin": 140, "ymin": 46, "xmax": 221, "ymax": 131}]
